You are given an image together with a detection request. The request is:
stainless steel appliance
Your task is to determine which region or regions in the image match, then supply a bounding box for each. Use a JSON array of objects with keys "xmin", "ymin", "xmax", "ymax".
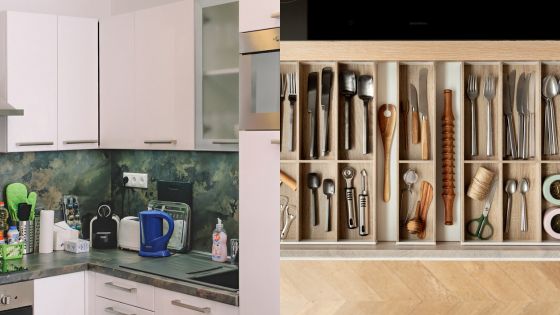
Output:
[
  {"xmin": 239, "ymin": 27, "xmax": 280, "ymax": 130},
  {"xmin": 0, "ymin": 281, "xmax": 33, "ymax": 314}
]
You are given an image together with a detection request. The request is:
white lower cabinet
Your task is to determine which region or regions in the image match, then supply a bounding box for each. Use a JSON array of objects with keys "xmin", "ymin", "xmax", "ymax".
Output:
[
  {"xmin": 95, "ymin": 296, "xmax": 153, "ymax": 315},
  {"xmin": 94, "ymin": 273, "xmax": 154, "ymax": 311},
  {"xmin": 155, "ymin": 288, "xmax": 238, "ymax": 315},
  {"xmin": 34, "ymin": 272, "xmax": 85, "ymax": 315}
]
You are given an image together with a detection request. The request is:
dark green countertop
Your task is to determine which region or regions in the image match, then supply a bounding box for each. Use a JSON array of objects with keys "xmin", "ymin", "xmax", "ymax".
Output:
[{"xmin": 0, "ymin": 249, "xmax": 239, "ymax": 306}]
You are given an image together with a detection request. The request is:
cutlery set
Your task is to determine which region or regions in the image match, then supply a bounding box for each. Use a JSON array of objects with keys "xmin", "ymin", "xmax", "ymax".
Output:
[
  {"xmin": 504, "ymin": 71, "xmax": 535, "ymax": 159},
  {"xmin": 341, "ymin": 166, "xmax": 369, "ymax": 235},
  {"xmin": 543, "ymin": 74, "xmax": 559, "ymax": 156},
  {"xmin": 399, "ymin": 169, "xmax": 434, "ymax": 239},
  {"xmin": 403, "ymin": 69, "xmax": 431, "ymax": 160},
  {"xmin": 504, "ymin": 178, "xmax": 530, "ymax": 234},
  {"xmin": 467, "ymin": 74, "xmax": 497, "ymax": 157},
  {"xmin": 303, "ymin": 174, "xmax": 337, "ymax": 232}
]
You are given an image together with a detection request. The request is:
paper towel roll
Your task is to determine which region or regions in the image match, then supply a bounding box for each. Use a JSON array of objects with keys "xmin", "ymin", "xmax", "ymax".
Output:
[
  {"xmin": 543, "ymin": 207, "xmax": 560, "ymax": 240},
  {"xmin": 39, "ymin": 210, "xmax": 54, "ymax": 253}
]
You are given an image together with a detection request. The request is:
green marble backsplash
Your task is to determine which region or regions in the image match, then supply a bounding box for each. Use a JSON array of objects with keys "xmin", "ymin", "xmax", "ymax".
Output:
[{"xmin": 0, "ymin": 150, "xmax": 238, "ymax": 252}]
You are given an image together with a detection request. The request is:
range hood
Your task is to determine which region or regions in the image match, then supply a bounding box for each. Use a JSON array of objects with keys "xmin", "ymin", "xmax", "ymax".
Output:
[{"xmin": 0, "ymin": 102, "xmax": 23, "ymax": 116}]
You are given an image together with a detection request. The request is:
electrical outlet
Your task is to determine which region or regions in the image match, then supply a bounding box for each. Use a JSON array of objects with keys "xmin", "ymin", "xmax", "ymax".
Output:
[{"xmin": 123, "ymin": 172, "xmax": 148, "ymax": 189}]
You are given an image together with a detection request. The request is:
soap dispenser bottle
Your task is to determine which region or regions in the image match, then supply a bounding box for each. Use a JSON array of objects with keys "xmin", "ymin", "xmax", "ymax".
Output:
[{"xmin": 212, "ymin": 218, "xmax": 228, "ymax": 262}]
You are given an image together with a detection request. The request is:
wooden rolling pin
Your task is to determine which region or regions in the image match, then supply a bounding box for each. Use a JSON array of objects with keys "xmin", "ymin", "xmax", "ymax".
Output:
[
  {"xmin": 280, "ymin": 170, "xmax": 297, "ymax": 191},
  {"xmin": 442, "ymin": 89, "xmax": 456, "ymax": 225}
]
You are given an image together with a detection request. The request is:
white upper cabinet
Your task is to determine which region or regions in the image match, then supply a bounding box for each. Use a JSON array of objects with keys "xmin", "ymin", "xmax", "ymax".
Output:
[
  {"xmin": 239, "ymin": 0, "xmax": 279, "ymax": 33},
  {"xmin": 58, "ymin": 16, "xmax": 99, "ymax": 150},
  {"xmin": 0, "ymin": 12, "xmax": 58, "ymax": 152}
]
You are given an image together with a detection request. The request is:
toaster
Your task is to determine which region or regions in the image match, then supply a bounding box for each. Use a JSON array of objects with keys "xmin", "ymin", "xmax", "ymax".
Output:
[{"xmin": 118, "ymin": 216, "xmax": 140, "ymax": 251}]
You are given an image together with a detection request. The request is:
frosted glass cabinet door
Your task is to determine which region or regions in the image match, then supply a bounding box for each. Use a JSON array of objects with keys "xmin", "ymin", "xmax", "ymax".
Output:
[{"xmin": 195, "ymin": 0, "xmax": 239, "ymax": 151}]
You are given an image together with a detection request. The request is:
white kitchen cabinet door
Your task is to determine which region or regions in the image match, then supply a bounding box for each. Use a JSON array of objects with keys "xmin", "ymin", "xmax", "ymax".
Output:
[
  {"xmin": 95, "ymin": 296, "xmax": 154, "ymax": 315},
  {"xmin": 58, "ymin": 16, "xmax": 99, "ymax": 150},
  {"xmin": 34, "ymin": 272, "xmax": 85, "ymax": 315},
  {"xmin": 239, "ymin": 131, "xmax": 279, "ymax": 315},
  {"xmin": 99, "ymin": 12, "xmax": 136, "ymax": 149},
  {"xmin": 155, "ymin": 288, "xmax": 238, "ymax": 315},
  {"xmin": 0, "ymin": 12, "xmax": 58, "ymax": 152},
  {"xmin": 239, "ymin": 0, "xmax": 279, "ymax": 33},
  {"xmin": 134, "ymin": 0, "xmax": 195, "ymax": 150}
]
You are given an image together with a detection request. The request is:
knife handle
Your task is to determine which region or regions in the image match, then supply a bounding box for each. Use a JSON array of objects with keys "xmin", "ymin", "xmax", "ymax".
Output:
[
  {"xmin": 310, "ymin": 113, "xmax": 317, "ymax": 159},
  {"xmin": 322, "ymin": 108, "xmax": 329, "ymax": 156},
  {"xmin": 358, "ymin": 193, "xmax": 368, "ymax": 236},
  {"xmin": 505, "ymin": 115, "xmax": 517, "ymax": 159},
  {"xmin": 345, "ymin": 187, "xmax": 357, "ymax": 229},
  {"xmin": 344, "ymin": 97, "xmax": 351, "ymax": 150},
  {"xmin": 362, "ymin": 103, "xmax": 368, "ymax": 155},
  {"xmin": 421, "ymin": 116, "xmax": 429, "ymax": 160},
  {"xmin": 411, "ymin": 111, "xmax": 420, "ymax": 144}
]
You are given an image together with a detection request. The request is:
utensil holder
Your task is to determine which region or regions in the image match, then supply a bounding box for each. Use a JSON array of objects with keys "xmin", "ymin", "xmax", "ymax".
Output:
[{"xmin": 18, "ymin": 220, "xmax": 35, "ymax": 254}]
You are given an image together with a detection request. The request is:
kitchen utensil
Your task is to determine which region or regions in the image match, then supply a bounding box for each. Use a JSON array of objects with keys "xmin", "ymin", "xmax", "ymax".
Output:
[
  {"xmin": 520, "ymin": 178, "xmax": 529, "ymax": 232},
  {"xmin": 484, "ymin": 74, "xmax": 495, "ymax": 156},
  {"xmin": 467, "ymin": 179, "xmax": 497, "ymax": 240},
  {"xmin": 230, "ymin": 239, "xmax": 239, "ymax": 265},
  {"xmin": 280, "ymin": 206, "xmax": 296, "ymax": 240},
  {"xmin": 543, "ymin": 75, "xmax": 559, "ymax": 155},
  {"xmin": 419, "ymin": 68, "xmax": 430, "ymax": 160},
  {"xmin": 358, "ymin": 75, "xmax": 374, "ymax": 155},
  {"xmin": 17, "ymin": 203, "xmax": 32, "ymax": 221},
  {"xmin": 138, "ymin": 210, "xmax": 174, "ymax": 257},
  {"xmin": 504, "ymin": 179, "xmax": 517, "ymax": 234},
  {"xmin": 521, "ymin": 73, "xmax": 531, "ymax": 159},
  {"xmin": 406, "ymin": 181, "xmax": 433, "ymax": 239},
  {"xmin": 504, "ymin": 70, "xmax": 518, "ymax": 159},
  {"xmin": 307, "ymin": 72, "xmax": 318, "ymax": 159},
  {"xmin": 281, "ymin": 73, "xmax": 287, "ymax": 148},
  {"xmin": 90, "ymin": 203, "xmax": 120, "ymax": 249},
  {"xmin": 321, "ymin": 67, "xmax": 333, "ymax": 156},
  {"xmin": 516, "ymin": 73, "xmax": 527, "ymax": 159},
  {"xmin": 378, "ymin": 104, "xmax": 397, "ymax": 202},
  {"xmin": 442, "ymin": 89, "xmax": 455, "ymax": 225},
  {"xmin": 400, "ymin": 169, "xmax": 418, "ymax": 226},
  {"xmin": 6, "ymin": 183, "xmax": 37, "ymax": 222},
  {"xmin": 342, "ymin": 166, "xmax": 357, "ymax": 229},
  {"xmin": 467, "ymin": 74, "xmax": 479, "ymax": 156},
  {"xmin": 322, "ymin": 179, "xmax": 335, "ymax": 232},
  {"xmin": 307, "ymin": 173, "xmax": 321, "ymax": 226},
  {"xmin": 280, "ymin": 170, "xmax": 297, "ymax": 191},
  {"xmin": 400, "ymin": 101, "xmax": 409, "ymax": 150},
  {"xmin": 340, "ymin": 71, "xmax": 357, "ymax": 150},
  {"xmin": 118, "ymin": 216, "xmax": 140, "ymax": 251},
  {"xmin": 358, "ymin": 169, "xmax": 369, "ymax": 236},
  {"xmin": 409, "ymin": 84, "xmax": 420, "ymax": 144},
  {"xmin": 18, "ymin": 220, "xmax": 34, "ymax": 254},
  {"xmin": 147, "ymin": 200, "xmax": 191, "ymax": 253},
  {"xmin": 527, "ymin": 73, "xmax": 535, "ymax": 158},
  {"xmin": 287, "ymin": 72, "xmax": 297, "ymax": 152},
  {"xmin": 467, "ymin": 167, "xmax": 495, "ymax": 200}
]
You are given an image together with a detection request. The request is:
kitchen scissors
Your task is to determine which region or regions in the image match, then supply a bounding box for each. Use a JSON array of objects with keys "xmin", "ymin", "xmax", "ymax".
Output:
[{"xmin": 466, "ymin": 180, "xmax": 497, "ymax": 240}]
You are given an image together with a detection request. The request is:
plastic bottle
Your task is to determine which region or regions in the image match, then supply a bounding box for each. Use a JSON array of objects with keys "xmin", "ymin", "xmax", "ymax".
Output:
[
  {"xmin": 7, "ymin": 226, "xmax": 19, "ymax": 244},
  {"xmin": 0, "ymin": 233, "xmax": 6, "ymax": 245},
  {"xmin": 0, "ymin": 202, "xmax": 8, "ymax": 232},
  {"xmin": 211, "ymin": 218, "xmax": 228, "ymax": 262}
]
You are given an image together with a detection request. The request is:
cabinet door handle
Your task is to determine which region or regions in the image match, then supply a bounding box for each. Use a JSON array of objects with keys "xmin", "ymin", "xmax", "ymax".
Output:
[
  {"xmin": 15, "ymin": 141, "xmax": 54, "ymax": 147},
  {"xmin": 211, "ymin": 140, "xmax": 239, "ymax": 144},
  {"xmin": 144, "ymin": 140, "xmax": 177, "ymax": 144},
  {"xmin": 171, "ymin": 299, "xmax": 211, "ymax": 313},
  {"xmin": 270, "ymin": 139, "xmax": 280, "ymax": 145},
  {"xmin": 104, "ymin": 281, "xmax": 137, "ymax": 293},
  {"xmin": 63, "ymin": 140, "xmax": 98, "ymax": 145},
  {"xmin": 104, "ymin": 307, "xmax": 135, "ymax": 315},
  {"xmin": 271, "ymin": 11, "xmax": 280, "ymax": 18}
]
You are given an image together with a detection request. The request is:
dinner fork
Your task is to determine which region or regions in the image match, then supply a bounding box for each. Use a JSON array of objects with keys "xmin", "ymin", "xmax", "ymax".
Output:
[
  {"xmin": 280, "ymin": 74, "xmax": 287, "ymax": 149},
  {"xmin": 484, "ymin": 75, "xmax": 496, "ymax": 156},
  {"xmin": 467, "ymin": 74, "xmax": 479, "ymax": 156},
  {"xmin": 287, "ymin": 73, "xmax": 297, "ymax": 152}
]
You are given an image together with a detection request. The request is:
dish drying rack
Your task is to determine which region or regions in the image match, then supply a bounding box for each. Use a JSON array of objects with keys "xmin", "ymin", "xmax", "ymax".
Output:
[{"xmin": 147, "ymin": 200, "xmax": 191, "ymax": 252}]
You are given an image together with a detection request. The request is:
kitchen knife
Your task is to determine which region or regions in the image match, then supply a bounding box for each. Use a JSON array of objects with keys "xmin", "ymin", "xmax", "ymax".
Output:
[
  {"xmin": 419, "ymin": 68, "xmax": 430, "ymax": 160},
  {"xmin": 409, "ymin": 84, "xmax": 420, "ymax": 144},
  {"xmin": 307, "ymin": 72, "xmax": 318, "ymax": 159},
  {"xmin": 321, "ymin": 67, "xmax": 333, "ymax": 156},
  {"xmin": 516, "ymin": 73, "xmax": 526, "ymax": 159},
  {"xmin": 504, "ymin": 70, "xmax": 517, "ymax": 159},
  {"xmin": 524, "ymin": 73, "xmax": 533, "ymax": 159}
]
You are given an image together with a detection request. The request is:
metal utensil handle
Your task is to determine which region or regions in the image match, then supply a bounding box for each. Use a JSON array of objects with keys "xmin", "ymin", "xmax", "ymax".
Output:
[
  {"xmin": 518, "ymin": 114, "xmax": 524, "ymax": 159},
  {"xmin": 524, "ymin": 114, "xmax": 529, "ymax": 159},
  {"xmin": 506, "ymin": 115, "xmax": 517, "ymax": 159},
  {"xmin": 505, "ymin": 194, "xmax": 512, "ymax": 234},
  {"xmin": 544, "ymin": 102, "xmax": 550, "ymax": 155},
  {"xmin": 289, "ymin": 101, "xmax": 294, "ymax": 151},
  {"xmin": 280, "ymin": 214, "xmax": 295, "ymax": 239},
  {"xmin": 471, "ymin": 99, "xmax": 478, "ymax": 156},
  {"xmin": 521, "ymin": 193, "xmax": 528, "ymax": 232},
  {"xmin": 358, "ymin": 194, "xmax": 368, "ymax": 236},
  {"xmin": 551, "ymin": 99, "xmax": 559, "ymax": 155},
  {"xmin": 322, "ymin": 107, "xmax": 329, "ymax": 155},
  {"xmin": 325, "ymin": 197, "xmax": 331, "ymax": 232},
  {"xmin": 144, "ymin": 140, "xmax": 177, "ymax": 144},
  {"xmin": 15, "ymin": 141, "xmax": 54, "ymax": 146},
  {"xmin": 344, "ymin": 97, "xmax": 350, "ymax": 150},
  {"xmin": 529, "ymin": 112, "xmax": 535, "ymax": 158},
  {"xmin": 171, "ymin": 300, "xmax": 211, "ymax": 314},
  {"xmin": 211, "ymin": 140, "xmax": 239, "ymax": 144},
  {"xmin": 345, "ymin": 188, "xmax": 357, "ymax": 229},
  {"xmin": 104, "ymin": 307, "xmax": 135, "ymax": 315},
  {"xmin": 104, "ymin": 282, "xmax": 137, "ymax": 293},
  {"xmin": 486, "ymin": 100, "xmax": 493, "ymax": 156},
  {"xmin": 311, "ymin": 189, "xmax": 318, "ymax": 226},
  {"xmin": 309, "ymin": 112, "xmax": 317, "ymax": 159},
  {"xmin": 63, "ymin": 140, "xmax": 98, "ymax": 144},
  {"xmin": 362, "ymin": 102, "xmax": 368, "ymax": 155}
]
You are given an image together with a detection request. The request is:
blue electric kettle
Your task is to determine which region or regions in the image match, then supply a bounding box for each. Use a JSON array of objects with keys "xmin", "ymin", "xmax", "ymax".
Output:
[{"xmin": 138, "ymin": 210, "xmax": 174, "ymax": 257}]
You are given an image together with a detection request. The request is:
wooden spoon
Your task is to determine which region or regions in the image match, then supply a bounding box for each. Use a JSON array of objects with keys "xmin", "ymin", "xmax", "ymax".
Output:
[
  {"xmin": 378, "ymin": 104, "xmax": 397, "ymax": 202},
  {"xmin": 418, "ymin": 181, "xmax": 433, "ymax": 240}
]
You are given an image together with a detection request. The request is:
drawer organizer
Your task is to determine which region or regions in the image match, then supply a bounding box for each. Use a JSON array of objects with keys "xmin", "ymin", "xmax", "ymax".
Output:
[{"xmin": 281, "ymin": 58, "xmax": 560, "ymax": 247}]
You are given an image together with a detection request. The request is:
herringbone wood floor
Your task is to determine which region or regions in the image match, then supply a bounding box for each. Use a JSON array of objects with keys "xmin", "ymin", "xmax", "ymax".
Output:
[{"xmin": 281, "ymin": 261, "xmax": 560, "ymax": 315}]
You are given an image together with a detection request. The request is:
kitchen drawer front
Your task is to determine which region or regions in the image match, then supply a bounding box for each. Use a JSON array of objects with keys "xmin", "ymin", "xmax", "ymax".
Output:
[
  {"xmin": 95, "ymin": 296, "xmax": 154, "ymax": 315},
  {"xmin": 95, "ymin": 273, "xmax": 154, "ymax": 311},
  {"xmin": 154, "ymin": 288, "xmax": 238, "ymax": 315}
]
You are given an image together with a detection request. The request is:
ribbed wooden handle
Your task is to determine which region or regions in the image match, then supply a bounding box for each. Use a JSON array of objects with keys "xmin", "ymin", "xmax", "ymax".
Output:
[
  {"xmin": 411, "ymin": 111, "xmax": 420, "ymax": 144},
  {"xmin": 280, "ymin": 170, "xmax": 297, "ymax": 191},
  {"xmin": 443, "ymin": 194, "xmax": 455, "ymax": 225},
  {"xmin": 421, "ymin": 117, "xmax": 429, "ymax": 160},
  {"xmin": 442, "ymin": 89, "xmax": 455, "ymax": 225}
]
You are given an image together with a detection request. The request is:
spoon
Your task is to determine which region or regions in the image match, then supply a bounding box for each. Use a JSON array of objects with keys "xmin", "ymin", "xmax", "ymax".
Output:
[
  {"xmin": 307, "ymin": 173, "xmax": 321, "ymax": 226},
  {"xmin": 378, "ymin": 104, "xmax": 397, "ymax": 202},
  {"xmin": 520, "ymin": 178, "xmax": 530, "ymax": 232},
  {"xmin": 322, "ymin": 179, "xmax": 335, "ymax": 232},
  {"xmin": 504, "ymin": 179, "xmax": 517, "ymax": 234},
  {"xmin": 543, "ymin": 75, "xmax": 559, "ymax": 155}
]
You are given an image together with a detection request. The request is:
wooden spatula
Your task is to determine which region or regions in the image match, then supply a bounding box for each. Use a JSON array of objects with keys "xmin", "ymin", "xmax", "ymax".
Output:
[{"xmin": 378, "ymin": 104, "xmax": 397, "ymax": 202}]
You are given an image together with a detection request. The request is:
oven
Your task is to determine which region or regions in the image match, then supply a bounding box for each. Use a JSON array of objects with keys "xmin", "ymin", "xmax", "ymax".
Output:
[
  {"xmin": 239, "ymin": 27, "xmax": 280, "ymax": 131},
  {"xmin": 0, "ymin": 281, "xmax": 33, "ymax": 315}
]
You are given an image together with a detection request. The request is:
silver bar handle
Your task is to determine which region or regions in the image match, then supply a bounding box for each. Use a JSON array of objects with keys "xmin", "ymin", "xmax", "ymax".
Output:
[
  {"xmin": 144, "ymin": 140, "xmax": 177, "ymax": 144},
  {"xmin": 104, "ymin": 281, "xmax": 137, "ymax": 293},
  {"xmin": 104, "ymin": 307, "xmax": 135, "ymax": 315},
  {"xmin": 16, "ymin": 141, "xmax": 54, "ymax": 146},
  {"xmin": 171, "ymin": 299, "xmax": 211, "ymax": 313},
  {"xmin": 63, "ymin": 140, "xmax": 98, "ymax": 145},
  {"xmin": 270, "ymin": 139, "xmax": 280, "ymax": 145},
  {"xmin": 211, "ymin": 140, "xmax": 239, "ymax": 144}
]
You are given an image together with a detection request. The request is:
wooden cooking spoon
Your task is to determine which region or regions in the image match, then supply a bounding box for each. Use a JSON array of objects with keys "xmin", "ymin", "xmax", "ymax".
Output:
[{"xmin": 378, "ymin": 104, "xmax": 397, "ymax": 202}]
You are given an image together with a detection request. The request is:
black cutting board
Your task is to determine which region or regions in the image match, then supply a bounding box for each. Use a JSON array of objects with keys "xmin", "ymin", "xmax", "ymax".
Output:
[{"xmin": 120, "ymin": 255, "xmax": 222, "ymax": 281}]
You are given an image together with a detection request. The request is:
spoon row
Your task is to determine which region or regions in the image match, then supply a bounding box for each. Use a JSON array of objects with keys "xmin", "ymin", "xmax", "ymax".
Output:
[{"xmin": 504, "ymin": 178, "xmax": 530, "ymax": 234}]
